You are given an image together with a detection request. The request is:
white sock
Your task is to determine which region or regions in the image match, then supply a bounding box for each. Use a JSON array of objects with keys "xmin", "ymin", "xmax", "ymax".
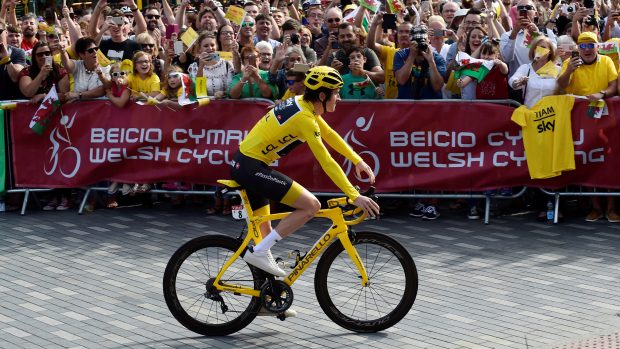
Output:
[{"xmin": 253, "ymin": 229, "xmax": 282, "ymax": 253}]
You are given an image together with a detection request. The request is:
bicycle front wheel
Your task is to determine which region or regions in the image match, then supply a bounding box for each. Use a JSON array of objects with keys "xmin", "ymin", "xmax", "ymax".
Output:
[
  {"xmin": 314, "ymin": 231, "xmax": 418, "ymax": 333},
  {"xmin": 162, "ymin": 235, "xmax": 262, "ymax": 336}
]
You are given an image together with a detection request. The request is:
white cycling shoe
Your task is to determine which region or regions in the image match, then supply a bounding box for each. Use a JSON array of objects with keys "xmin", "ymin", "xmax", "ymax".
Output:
[
  {"xmin": 257, "ymin": 307, "xmax": 298, "ymax": 318},
  {"xmin": 243, "ymin": 248, "xmax": 287, "ymax": 277}
]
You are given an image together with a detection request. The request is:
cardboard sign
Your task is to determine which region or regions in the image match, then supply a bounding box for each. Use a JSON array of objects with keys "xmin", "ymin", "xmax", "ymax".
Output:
[
  {"xmin": 180, "ymin": 27, "xmax": 199, "ymax": 49},
  {"xmin": 225, "ymin": 5, "xmax": 246, "ymax": 26},
  {"xmin": 195, "ymin": 77, "xmax": 208, "ymax": 98}
]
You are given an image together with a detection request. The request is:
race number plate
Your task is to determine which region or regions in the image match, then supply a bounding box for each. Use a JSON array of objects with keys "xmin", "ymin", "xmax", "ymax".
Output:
[{"xmin": 231, "ymin": 204, "xmax": 247, "ymax": 220}]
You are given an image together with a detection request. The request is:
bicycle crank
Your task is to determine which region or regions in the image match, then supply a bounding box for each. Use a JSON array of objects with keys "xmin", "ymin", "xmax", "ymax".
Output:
[{"xmin": 260, "ymin": 279, "xmax": 293, "ymax": 313}]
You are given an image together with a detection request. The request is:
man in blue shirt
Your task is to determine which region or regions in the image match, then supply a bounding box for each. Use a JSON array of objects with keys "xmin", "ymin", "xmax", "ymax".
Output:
[{"xmin": 393, "ymin": 25, "xmax": 446, "ymax": 99}]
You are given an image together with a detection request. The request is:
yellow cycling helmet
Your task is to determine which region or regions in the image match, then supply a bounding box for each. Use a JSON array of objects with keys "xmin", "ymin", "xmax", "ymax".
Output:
[{"xmin": 304, "ymin": 66, "xmax": 344, "ymax": 90}]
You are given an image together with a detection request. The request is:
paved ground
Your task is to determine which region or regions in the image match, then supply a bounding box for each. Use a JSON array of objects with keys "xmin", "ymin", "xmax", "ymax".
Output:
[{"xmin": 2, "ymin": 202, "xmax": 620, "ymax": 349}]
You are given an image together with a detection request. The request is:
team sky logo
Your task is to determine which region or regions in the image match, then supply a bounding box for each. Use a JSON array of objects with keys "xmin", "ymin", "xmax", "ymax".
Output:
[
  {"xmin": 534, "ymin": 106, "xmax": 556, "ymax": 134},
  {"xmin": 341, "ymin": 113, "xmax": 380, "ymax": 182}
]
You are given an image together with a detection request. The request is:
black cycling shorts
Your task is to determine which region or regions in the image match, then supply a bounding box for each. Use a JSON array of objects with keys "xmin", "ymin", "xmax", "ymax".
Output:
[{"xmin": 230, "ymin": 151, "xmax": 303, "ymax": 210}]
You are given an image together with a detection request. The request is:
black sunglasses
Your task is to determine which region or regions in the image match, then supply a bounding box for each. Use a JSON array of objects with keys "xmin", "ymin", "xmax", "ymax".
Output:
[
  {"xmin": 36, "ymin": 51, "xmax": 52, "ymax": 57},
  {"xmin": 516, "ymin": 5, "xmax": 534, "ymax": 11},
  {"xmin": 146, "ymin": 15, "xmax": 160, "ymax": 20},
  {"xmin": 85, "ymin": 47, "xmax": 99, "ymax": 54},
  {"xmin": 141, "ymin": 43, "xmax": 155, "ymax": 48}
]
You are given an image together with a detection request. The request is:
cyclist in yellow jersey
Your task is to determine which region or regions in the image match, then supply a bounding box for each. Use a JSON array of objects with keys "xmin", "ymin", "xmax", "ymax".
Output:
[{"xmin": 231, "ymin": 66, "xmax": 380, "ymax": 277}]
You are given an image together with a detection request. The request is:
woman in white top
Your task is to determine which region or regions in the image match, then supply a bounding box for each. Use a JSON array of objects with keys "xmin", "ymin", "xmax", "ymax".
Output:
[
  {"xmin": 61, "ymin": 37, "xmax": 109, "ymax": 101},
  {"xmin": 188, "ymin": 31, "xmax": 234, "ymax": 99},
  {"xmin": 508, "ymin": 36, "xmax": 560, "ymax": 108}
]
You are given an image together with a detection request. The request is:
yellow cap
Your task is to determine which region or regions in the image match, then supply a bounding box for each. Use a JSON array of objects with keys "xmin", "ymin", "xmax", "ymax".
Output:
[{"xmin": 578, "ymin": 31, "xmax": 598, "ymax": 44}]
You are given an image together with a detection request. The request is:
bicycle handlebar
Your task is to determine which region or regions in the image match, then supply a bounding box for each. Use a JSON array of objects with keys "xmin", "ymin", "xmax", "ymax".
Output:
[{"xmin": 326, "ymin": 187, "xmax": 377, "ymax": 226}]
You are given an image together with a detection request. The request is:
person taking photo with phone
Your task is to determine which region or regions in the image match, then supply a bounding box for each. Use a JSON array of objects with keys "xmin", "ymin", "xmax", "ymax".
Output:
[
  {"xmin": 190, "ymin": 31, "xmax": 234, "ymax": 98},
  {"xmin": 500, "ymin": 0, "xmax": 557, "ymax": 78}
]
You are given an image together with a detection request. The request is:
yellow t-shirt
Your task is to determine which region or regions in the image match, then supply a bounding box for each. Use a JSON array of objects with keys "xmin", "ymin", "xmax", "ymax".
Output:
[
  {"xmin": 378, "ymin": 45, "xmax": 399, "ymax": 99},
  {"xmin": 127, "ymin": 73, "xmax": 161, "ymax": 95},
  {"xmin": 560, "ymin": 54, "xmax": 618, "ymax": 96},
  {"xmin": 511, "ymin": 95, "xmax": 576, "ymax": 179},
  {"xmin": 240, "ymin": 95, "xmax": 363, "ymax": 201}
]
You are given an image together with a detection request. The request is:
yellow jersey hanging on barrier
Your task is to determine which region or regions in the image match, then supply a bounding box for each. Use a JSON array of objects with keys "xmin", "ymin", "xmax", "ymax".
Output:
[{"xmin": 511, "ymin": 95, "xmax": 576, "ymax": 179}]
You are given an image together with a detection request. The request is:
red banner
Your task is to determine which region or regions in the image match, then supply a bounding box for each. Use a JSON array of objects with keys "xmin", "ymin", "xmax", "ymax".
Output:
[{"xmin": 8, "ymin": 99, "xmax": 620, "ymax": 192}]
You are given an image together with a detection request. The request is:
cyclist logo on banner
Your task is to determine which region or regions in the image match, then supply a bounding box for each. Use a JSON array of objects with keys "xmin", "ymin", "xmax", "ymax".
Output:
[
  {"xmin": 341, "ymin": 113, "xmax": 380, "ymax": 182},
  {"xmin": 44, "ymin": 111, "xmax": 81, "ymax": 179}
]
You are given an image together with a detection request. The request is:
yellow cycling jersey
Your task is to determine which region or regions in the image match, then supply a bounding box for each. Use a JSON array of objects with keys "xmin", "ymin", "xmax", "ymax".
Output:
[{"xmin": 240, "ymin": 95, "xmax": 363, "ymax": 201}]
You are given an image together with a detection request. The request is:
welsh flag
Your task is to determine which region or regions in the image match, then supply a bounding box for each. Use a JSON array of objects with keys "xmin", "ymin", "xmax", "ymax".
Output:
[
  {"xmin": 178, "ymin": 74, "xmax": 197, "ymax": 106},
  {"xmin": 453, "ymin": 52, "xmax": 495, "ymax": 82},
  {"xmin": 343, "ymin": 7, "xmax": 370, "ymax": 32},
  {"xmin": 387, "ymin": 0, "xmax": 405, "ymax": 13},
  {"xmin": 29, "ymin": 85, "xmax": 60, "ymax": 135}
]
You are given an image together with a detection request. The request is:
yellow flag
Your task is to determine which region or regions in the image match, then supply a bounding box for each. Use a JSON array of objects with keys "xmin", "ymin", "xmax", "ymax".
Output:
[
  {"xmin": 217, "ymin": 51, "xmax": 233, "ymax": 61},
  {"xmin": 225, "ymin": 6, "xmax": 246, "ymax": 26},
  {"xmin": 38, "ymin": 23, "xmax": 56, "ymax": 35},
  {"xmin": 96, "ymin": 49, "xmax": 113, "ymax": 67},
  {"xmin": 180, "ymin": 27, "xmax": 199, "ymax": 48},
  {"xmin": 195, "ymin": 77, "xmax": 208, "ymax": 98},
  {"xmin": 137, "ymin": 0, "xmax": 143, "ymax": 10}
]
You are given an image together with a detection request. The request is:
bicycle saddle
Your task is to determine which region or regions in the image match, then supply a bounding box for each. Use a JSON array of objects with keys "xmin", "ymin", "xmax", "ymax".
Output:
[{"xmin": 217, "ymin": 179, "xmax": 243, "ymax": 190}]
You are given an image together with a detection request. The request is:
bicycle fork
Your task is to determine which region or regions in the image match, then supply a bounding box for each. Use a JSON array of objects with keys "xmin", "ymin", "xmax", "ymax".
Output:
[{"xmin": 338, "ymin": 231, "xmax": 370, "ymax": 287}]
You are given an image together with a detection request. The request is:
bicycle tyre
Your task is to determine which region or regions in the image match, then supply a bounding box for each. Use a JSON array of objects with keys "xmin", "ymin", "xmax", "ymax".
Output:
[
  {"xmin": 163, "ymin": 235, "xmax": 262, "ymax": 336},
  {"xmin": 314, "ymin": 231, "xmax": 418, "ymax": 333}
]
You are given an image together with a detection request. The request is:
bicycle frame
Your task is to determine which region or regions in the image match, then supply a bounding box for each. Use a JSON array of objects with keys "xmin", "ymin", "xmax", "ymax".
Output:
[{"xmin": 212, "ymin": 181, "xmax": 370, "ymax": 298}]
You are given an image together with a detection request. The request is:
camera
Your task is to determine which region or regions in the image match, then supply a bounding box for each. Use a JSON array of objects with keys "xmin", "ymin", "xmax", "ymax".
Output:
[
  {"xmin": 561, "ymin": 3, "xmax": 576, "ymax": 13},
  {"xmin": 411, "ymin": 37, "xmax": 428, "ymax": 52},
  {"xmin": 410, "ymin": 26, "xmax": 429, "ymax": 53},
  {"xmin": 290, "ymin": 33, "xmax": 300, "ymax": 45}
]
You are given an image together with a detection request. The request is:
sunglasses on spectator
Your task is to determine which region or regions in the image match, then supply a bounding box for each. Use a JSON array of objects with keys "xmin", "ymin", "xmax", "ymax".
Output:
[
  {"xmin": 36, "ymin": 51, "xmax": 52, "ymax": 57},
  {"xmin": 146, "ymin": 15, "xmax": 160, "ymax": 20},
  {"xmin": 516, "ymin": 5, "xmax": 534, "ymax": 11},
  {"xmin": 578, "ymin": 43, "xmax": 596, "ymax": 49},
  {"xmin": 85, "ymin": 47, "xmax": 99, "ymax": 54},
  {"xmin": 142, "ymin": 43, "xmax": 155, "ymax": 49},
  {"xmin": 286, "ymin": 79, "xmax": 301, "ymax": 86},
  {"xmin": 327, "ymin": 17, "xmax": 341, "ymax": 23},
  {"xmin": 111, "ymin": 71, "xmax": 127, "ymax": 77},
  {"xmin": 241, "ymin": 22, "xmax": 254, "ymax": 27}
]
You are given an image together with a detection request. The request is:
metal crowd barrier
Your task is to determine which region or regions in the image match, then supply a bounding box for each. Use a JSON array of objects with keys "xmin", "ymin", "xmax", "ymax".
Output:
[{"xmin": 2, "ymin": 97, "xmax": 619, "ymax": 225}]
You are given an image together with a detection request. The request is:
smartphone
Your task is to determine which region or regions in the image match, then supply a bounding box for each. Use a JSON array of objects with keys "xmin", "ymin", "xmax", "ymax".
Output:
[
  {"xmin": 519, "ymin": 9, "xmax": 528, "ymax": 18},
  {"xmin": 290, "ymin": 33, "xmax": 300, "ymax": 45},
  {"xmin": 331, "ymin": 41, "xmax": 340, "ymax": 49},
  {"xmin": 293, "ymin": 63, "xmax": 310, "ymax": 73},
  {"xmin": 571, "ymin": 50, "xmax": 580, "ymax": 58},
  {"xmin": 210, "ymin": 52, "xmax": 220, "ymax": 61},
  {"xmin": 165, "ymin": 24, "xmax": 179, "ymax": 39},
  {"xmin": 249, "ymin": 54, "xmax": 257, "ymax": 66},
  {"xmin": 433, "ymin": 29, "xmax": 446, "ymax": 37},
  {"xmin": 174, "ymin": 40, "xmax": 184, "ymax": 55},
  {"xmin": 382, "ymin": 13, "xmax": 397, "ymax": 31},
  {"xmin": 111, "ymin": 16, "xmax": 124, "ymax": 25},
  {"xmin": 44, "ymin": 56, "xmax": 53, "ymax": 66}
]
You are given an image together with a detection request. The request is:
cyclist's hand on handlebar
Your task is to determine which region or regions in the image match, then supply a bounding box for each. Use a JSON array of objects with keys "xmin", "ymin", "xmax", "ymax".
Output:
[
  {"xmin": 353, "ymin": 195, "xmax": 380, "ymax": 218},
  {"xmin": 355, "ymin": 160, "xmax": 375, "ymax": 184}
]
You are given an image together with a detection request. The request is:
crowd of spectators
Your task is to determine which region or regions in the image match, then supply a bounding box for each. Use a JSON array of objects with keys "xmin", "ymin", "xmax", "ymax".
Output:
[{"xmin": 1, "ymin": 0, "xmax": 619, "ymax": 222}]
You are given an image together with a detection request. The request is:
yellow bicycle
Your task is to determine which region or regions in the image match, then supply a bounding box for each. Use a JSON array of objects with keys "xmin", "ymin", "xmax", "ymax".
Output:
[{"xmin": 163, "ymin": 180, "xmax": 418, "ymax": 336}]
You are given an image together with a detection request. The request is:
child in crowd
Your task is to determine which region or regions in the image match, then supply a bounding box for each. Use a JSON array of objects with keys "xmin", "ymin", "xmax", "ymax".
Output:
[
  {"xmin": 457, "ymin": 41, "xmax": 509, "ymax": 100},
  {"xmin": 103, "ymin": 63, "xmax": 132, "ymax": 208},
  {"xmin": 154, "ymin": 65, "xmax": 184, "ymax": 109},
  {"xmin": 341, "ymin": 48, "xmax": 380, "ymax": 100},
  {"xmin": 127, "ymin": 51, "xmax": 160, "ymax": 100}
]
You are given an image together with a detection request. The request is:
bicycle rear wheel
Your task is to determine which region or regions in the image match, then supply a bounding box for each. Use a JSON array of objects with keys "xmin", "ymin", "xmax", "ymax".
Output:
[
  {"xmin": 163, "ymin": 235, "xmax": 262, "ymax": 336},
  {"xmin": 314, "ymin": 231, "xmax": 418, "ymax": 333}
]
